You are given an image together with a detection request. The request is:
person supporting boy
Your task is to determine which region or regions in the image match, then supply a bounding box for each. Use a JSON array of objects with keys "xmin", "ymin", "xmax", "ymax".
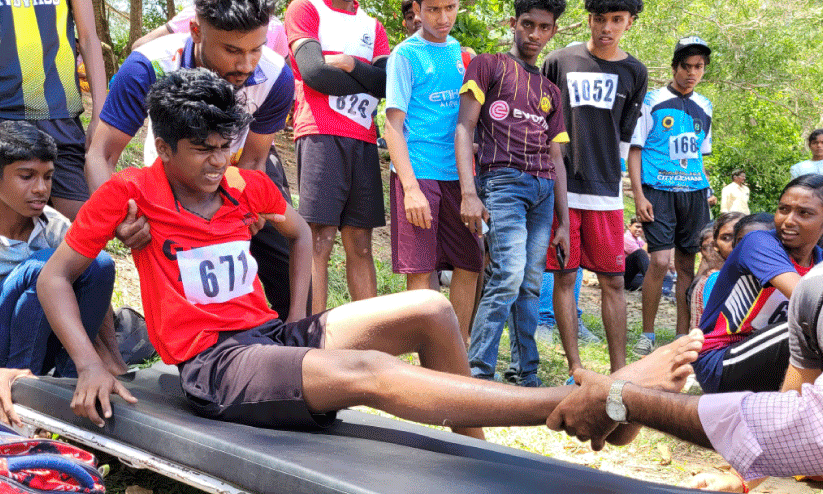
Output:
[
  {"xmin": 455, "ymin": 0, "xmax": 569, "ymax": 386},
  {"xmin": 285, "ymin": 0, "xmax": 389, "ymax": 313},
  {"xmin": 0, "ymin": 0, "xmax": 106, "ymax": 220},
  {"xmin": 0, "ymin": 121, "xmax": 122, "ymax": 378},
  {"xmin": 37, "ymin": 69, "xmax": 704, "ymax": 441},
  {"xmin": 542, "ymin": 0, "xmax": 648, "ymax": 376},
  {"xmin": 85, "ymin": 0, "xmax": 300, "ymax": 320},
  {"xmin": 384, "ymin": 0, "xmax": 483, "ymax": 345},
  {"xmin": 629, "ymin": 36, "xmax": 713, "ymax": 354}
]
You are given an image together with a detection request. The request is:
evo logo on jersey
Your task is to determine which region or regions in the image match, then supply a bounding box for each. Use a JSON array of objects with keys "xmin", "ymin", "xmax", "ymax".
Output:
[
  {"xmin": 177, "ymin": 241, "xmax": 258, "ymax": 305},
  {"xmin": 566, "ymin": 72, "xmax": 618, "ymax": 110},
  {"xmin": 7, "ymin": 0, "xmax": 59, "ymax": 6}
]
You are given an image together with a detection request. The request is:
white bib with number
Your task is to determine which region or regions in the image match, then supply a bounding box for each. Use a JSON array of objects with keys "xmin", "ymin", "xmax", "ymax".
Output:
[
  {"xmin": 668, "ymin": 132, "xmax": 699, "ymax": 161},
  {"xmin": 177, "ymin": 241, "xmax": 258, "ymax": 305},
  {"xmin": 566, "ymin": 72, "xmax": 618, "ymax": 110},
  {"xmin": 329, "ymin": 93, "xmax": 379, "ymax": 129}
]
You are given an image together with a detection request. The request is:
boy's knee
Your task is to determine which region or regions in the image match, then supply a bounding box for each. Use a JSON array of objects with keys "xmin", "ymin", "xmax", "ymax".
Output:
[{"xmin": 82, "ymin": 252, "xmax": 116, "ymax": 286}]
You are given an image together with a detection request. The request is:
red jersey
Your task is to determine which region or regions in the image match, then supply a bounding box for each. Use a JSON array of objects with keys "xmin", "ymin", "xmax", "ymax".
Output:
[
  {"xmin": 284, "ymin": 0, "xmax": 390, "ymax": 143},
  {"xmin": 65, "ymin": 162, "xmax": 288, "ymax": 364}
]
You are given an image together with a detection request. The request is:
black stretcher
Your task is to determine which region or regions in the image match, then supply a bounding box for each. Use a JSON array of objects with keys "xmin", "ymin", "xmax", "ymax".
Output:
[{"xmin": 11, "ymin": 363, "xmax": 709, "ymax": 494}]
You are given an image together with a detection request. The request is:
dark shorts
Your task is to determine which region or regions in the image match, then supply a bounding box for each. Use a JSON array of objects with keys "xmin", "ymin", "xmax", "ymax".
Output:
[
  {"xmin": 16, "ymin": 118, "xmax": 90, "ymax": 202},
  {"xmin": 178, "ymin": 314, "xmax": 336, "ymax": 429},
  {"xmin": 390, "ymin": 173, "xmax": 483, "ymax": 274},
  {"xmin": 546, "ymin": 208, "xmax": 625, "ymax": 275},
  {"xmin": 641, "ymin": 185, "xmax": 710, "ymax": 254},
  {"xmin": 296, "ymin": 134, "xmax": 385, "ymax": 229}
]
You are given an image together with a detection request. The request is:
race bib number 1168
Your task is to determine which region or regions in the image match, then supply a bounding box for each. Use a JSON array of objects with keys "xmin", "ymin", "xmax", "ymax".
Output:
[{"xmin": 177, "ymin": 241, "xmax": 258, "ymax": 305}]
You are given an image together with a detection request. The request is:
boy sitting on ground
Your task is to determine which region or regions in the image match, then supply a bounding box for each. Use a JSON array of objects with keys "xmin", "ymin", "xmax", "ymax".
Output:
[
  {"xmin": 38, "ymin": 69, "xmax": 702, "ymax": 439},
  {"xmin": 0, "ymin": 121, "xmax": 124, "ymax": 378}
]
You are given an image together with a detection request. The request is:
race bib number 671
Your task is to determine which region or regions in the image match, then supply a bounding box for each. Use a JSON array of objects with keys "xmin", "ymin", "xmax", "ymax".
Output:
[
  {"xmin": 177, "ymin": 241, "xmax": 258, "ymax": 305},
  {"xmin": 566, "ymin": 72, "xmax": 618, "ymax": 110}
]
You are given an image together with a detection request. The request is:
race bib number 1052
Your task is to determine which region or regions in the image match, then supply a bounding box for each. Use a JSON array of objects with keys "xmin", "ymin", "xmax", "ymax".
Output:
[
  {"xmin": 566, "ymin": 72, "xmax": 618, "ymax": 110},
  {"xmin": 177, "ymin": 241, "xmax": 258, "ymax": 305},
  {"xmin": 329, "ymin": 93, "xmax": 379, "ymax": 129}
]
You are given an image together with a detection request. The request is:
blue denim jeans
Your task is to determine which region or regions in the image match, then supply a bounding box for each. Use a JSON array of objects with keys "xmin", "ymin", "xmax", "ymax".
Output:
[
  {"xmin": 468, "ymin": 168, "xmax": 554, "ymax": 381},
  {"xmin": 538, "ymin": 269, "xmax": 583, "ymax": 327},
  {"xmin": 0, "ymin": 248, "xmax": 114, "ymax": 377}
]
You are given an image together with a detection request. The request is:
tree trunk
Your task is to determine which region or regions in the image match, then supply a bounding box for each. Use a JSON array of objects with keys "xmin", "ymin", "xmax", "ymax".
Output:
[
  {"xmin": 127, "ymin": 0, "xmax": 142, "ymax": 56},
  {"xmin": 166, "ymin": 0, "xmax": 175, "ymax": 20},
  {"xmin": 91, "ymin": 0, "xmax": 117, "ymax": 80}
]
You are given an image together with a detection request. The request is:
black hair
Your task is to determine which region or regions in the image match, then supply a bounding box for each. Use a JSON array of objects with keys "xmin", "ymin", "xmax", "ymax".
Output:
[
  {"xmin": 145, "ymin": 68, "xmax": 252, "ymax": 153},
  {"xmin": 713, "ymin": 211, "xmax": 745, "ymax": 242},
  {"xmin": 584, "ymin": 0, "xmax": 642, "ymax": 16},
  {"xmin": 0, "ymin": 121, "xmax": 57, "ymax": 176},
  {"xmin": 699, "ymin": 223, "xmax": 714, "ymax": 244},
  {"xmin": 514, "ymin": 0, "xmax": 566, "ymax": 20},
  {"xmin": 672, "ymin": 45, "xmax": 710, "ymax": 70},
  {"xmin": 732, "ymin": 213, "xmax": 774, "ymax": 247},
  {"xmin": 781, "ymin": 173, "xmax": 823, "ymax": 204},
  {"xmin": 731, "ymin": 168, "xmax": 746, "ymax": 178},
  {"xmin": 808, "ymin": 129, "xmax": 823, "ymax": 145},
  {"xmin": 194, "ymin": 0, "xmax": 272, "ymax": 32},
  {"xmin": 402, "ymin": 0, "xmax": 414, "ymax": 15},
  {"xmin": 628, "ymin": 216, "xmax": 641, "ymax": 225}
]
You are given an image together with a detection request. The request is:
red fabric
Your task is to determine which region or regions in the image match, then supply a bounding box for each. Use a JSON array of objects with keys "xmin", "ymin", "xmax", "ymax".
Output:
[
  {"xmin": 285, "ymin": 0, "xmax": 389, "ymax": 143},
  {"xmin": 66, "ymin": 162, "xmax": 287, "ymax": 364},
  {"xmin": 546, "ymin": 208, "xmax": 625, "ymax": 274}
]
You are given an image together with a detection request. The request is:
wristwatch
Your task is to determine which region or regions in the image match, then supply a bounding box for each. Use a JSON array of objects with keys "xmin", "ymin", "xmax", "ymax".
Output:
[{"xmin": 606, "ymin": 379, "xmax": 629, "ymax": 423}]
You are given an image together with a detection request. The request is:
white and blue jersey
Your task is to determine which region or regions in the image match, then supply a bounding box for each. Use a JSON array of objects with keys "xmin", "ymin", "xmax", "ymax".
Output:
[
  {"xmin": 385, "ymin": 33, "xmax": 464, "ymax": 181},
  {"xmin": 631, "ymin": 85, "xmax": 712, "ymax": 192},
  {"xmin": 100, "ymin": 34, "xmax": 294, "ymax": 167}
]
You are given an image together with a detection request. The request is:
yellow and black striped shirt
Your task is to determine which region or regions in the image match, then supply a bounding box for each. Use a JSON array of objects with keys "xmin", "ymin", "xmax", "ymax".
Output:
[{"xmin": 0, "ymin": 0, "xmax": 83, "ymax": 120}]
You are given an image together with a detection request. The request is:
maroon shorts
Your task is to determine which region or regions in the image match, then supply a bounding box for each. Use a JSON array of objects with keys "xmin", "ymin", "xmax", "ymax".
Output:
[
  {"xmin": 390, "ymin": 173, "xmax": 483, "ymax": 274},
  {"xmin": 546, "ymin": 208, "xmax": 625, "ymax": 275},
  {"xmin": 178, "ymin": 313, "xmax": 336, "ymax": 429}
]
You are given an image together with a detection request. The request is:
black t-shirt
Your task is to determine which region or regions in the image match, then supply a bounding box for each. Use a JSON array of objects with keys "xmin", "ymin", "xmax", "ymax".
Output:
[{"xmin": 542, "ymin": 43, "xmax": 647, "ymax": 210}]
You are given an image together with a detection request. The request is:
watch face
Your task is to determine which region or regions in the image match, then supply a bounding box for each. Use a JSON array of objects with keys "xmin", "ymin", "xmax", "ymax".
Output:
[{"xmin": 606, "ymin": 400, "xmax": 627, "ymax": 423}]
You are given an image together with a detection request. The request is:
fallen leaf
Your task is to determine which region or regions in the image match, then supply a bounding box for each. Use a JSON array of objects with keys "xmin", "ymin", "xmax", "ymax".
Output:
[{"xmin": 657, "ymin": 443, "xmax": 672, "ymax": 465}]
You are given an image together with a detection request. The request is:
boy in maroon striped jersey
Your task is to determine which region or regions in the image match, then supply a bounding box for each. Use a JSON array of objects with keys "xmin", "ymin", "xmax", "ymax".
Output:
[{"xmin": 455, "ymin": 0, "xmax": 569, "ymax": 387}]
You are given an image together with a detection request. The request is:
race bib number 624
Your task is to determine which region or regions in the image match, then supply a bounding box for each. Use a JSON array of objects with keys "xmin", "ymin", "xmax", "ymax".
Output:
[
  {"xmin": 177, "ymin": 241, "xmax": 258, "ymax": 305},
  {"xmin": 329, "ymin": 93, "xmax": 379, "ymax": 129},
  {"xmin": 566, "ymin": 72, "xmax": 618, "ymax": 110}
]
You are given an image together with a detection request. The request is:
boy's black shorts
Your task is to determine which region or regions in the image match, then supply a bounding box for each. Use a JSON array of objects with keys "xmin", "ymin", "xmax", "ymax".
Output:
[
  {"xmin": 641, "ymin": 185, "xmax": 711, "ymax": 254},
  {"xmin": 178, "ymin": 313, "xmax": 336, "ymax": 429}
]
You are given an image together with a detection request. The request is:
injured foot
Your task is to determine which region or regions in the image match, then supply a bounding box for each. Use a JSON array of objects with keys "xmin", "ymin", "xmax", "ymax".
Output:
[{"xmin": 612, "ymin": 328, "xmax": 704, "ymax": 393}]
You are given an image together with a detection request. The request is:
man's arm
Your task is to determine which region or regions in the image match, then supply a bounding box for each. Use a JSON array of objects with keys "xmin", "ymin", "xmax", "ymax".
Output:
[
  {"xmin": 71, "ymin": 0, "xmax": 106, "ymax": 150},
  {"xmin": 385, "ymin": 108, "xmax": 431, "ymax": 229},
  {"xmin": 292, "ymin": 40, "xmax": 373, "ymax": 96},
  {"xmin": 235, "ymin": 131, "xmax": 276, "ymax": 173},
  {"xmin": 131, "ymin": 23, "xmax": 173, "ymax": 50},
  {"xmin": 85, "ymin": 122, "xmax": 134, "ymax": 194},
  {"xmin": 37, "ymin": 242, "xmax": 138, "ymax": 427},
  {"xmin": 260, "ymin": 204, "xmax": 311, "ymax": 322},
  {"xmin": 454, "ymin": 92, "xmax": 487, "ymax": 236},
  {"xmin": 549, "ymin": 140, "xmax": 570, "ymax": 265},
  {"xmin": 628, "ymin": 147, "xmax": 653, "ymax": 222}
]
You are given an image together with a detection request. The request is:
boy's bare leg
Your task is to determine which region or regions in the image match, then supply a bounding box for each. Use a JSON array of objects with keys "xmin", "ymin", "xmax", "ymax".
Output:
[
  {"xmin": 554, "ymin": 270, "xmax": 581, "ymax": 374},
  {"xmin": 598, "ymin": 273, "xmax": 627, "ymax": 373},
  {"xmin": 302, "ymin": 292, "xmax": 703, "ymax": 432},
  {"xmin": 406, "ymin": 273, "xmax": 437, "ymax": 291},
  {"xmin": 674, "ymin": 250, "xmax": 696, "ymax": 336},
  {"xmin": 309, "ymin": 223, "xmax": 338, "ymax": 313},
  {"xmin": 340, "ymin": 226, "xmax": 377, "ymax": 301},
  {"xmin": 449, "ymin": 268, "xmax": 480, "ymax": 347}
]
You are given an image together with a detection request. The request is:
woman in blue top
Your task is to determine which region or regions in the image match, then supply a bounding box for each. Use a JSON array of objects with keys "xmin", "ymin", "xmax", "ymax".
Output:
[{"xmin": 694, "ymin": 174, "xmax": 823, "ymax": 393}]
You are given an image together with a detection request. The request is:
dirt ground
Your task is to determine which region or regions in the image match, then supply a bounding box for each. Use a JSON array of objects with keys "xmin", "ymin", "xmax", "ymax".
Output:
[{"xmin": 108, "ymin": 132, "xmax": 819, "ymax": 493}]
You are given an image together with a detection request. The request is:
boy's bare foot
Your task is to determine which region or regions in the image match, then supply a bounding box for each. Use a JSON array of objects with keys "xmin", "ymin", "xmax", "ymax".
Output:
[{"xmin": 612, "ymin": 329, "xmax": 704, "ymax": 392}]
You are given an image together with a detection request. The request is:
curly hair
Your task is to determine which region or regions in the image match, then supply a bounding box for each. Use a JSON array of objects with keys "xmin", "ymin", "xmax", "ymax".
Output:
[
  {"xmin": 514, "ymin": 0, "xmax": 566, "ymax": 19},
  {"xmin": 194, "ymin": 0, "xmax": 272, "ymax": 32},
  {"xmin": 146, "ymin": 68, "xmax": 252, "ymax": 152}
]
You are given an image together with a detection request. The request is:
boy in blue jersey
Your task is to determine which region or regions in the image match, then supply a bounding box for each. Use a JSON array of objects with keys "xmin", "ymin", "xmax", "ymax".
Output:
[
  {"xmin": 384, "ymin": 0, "xmax": 483, "ymax": 346},
  {"xmin": 629, "ymin": 36, "xmax": 713, "ymax": 355}
]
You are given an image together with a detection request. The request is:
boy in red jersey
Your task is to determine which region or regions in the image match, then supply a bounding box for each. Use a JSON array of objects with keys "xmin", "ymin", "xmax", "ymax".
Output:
[{"xmin": 37, "ymin": 69, "xmax": 701, "ymax": 441}]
